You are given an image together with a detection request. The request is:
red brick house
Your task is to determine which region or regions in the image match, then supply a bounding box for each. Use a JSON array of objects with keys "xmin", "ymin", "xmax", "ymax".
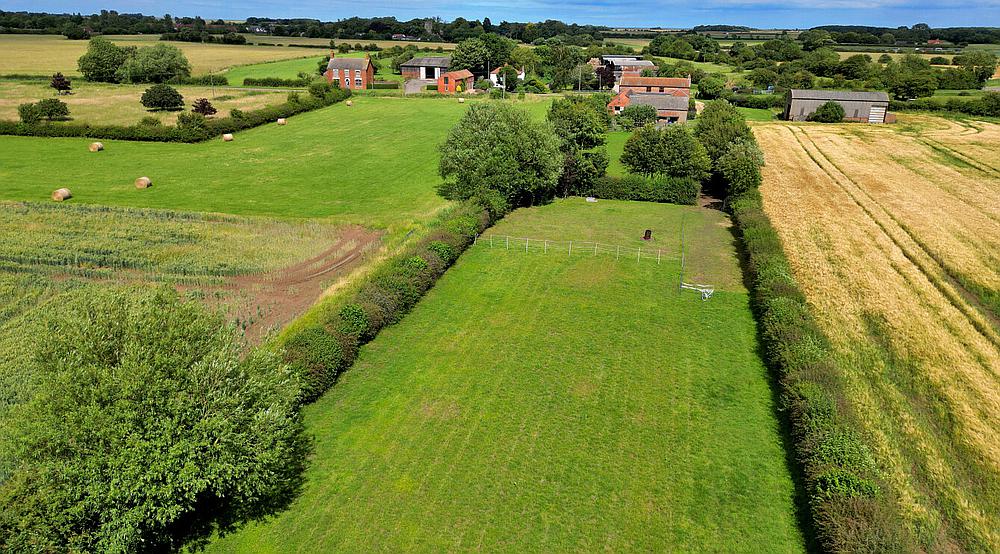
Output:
[
  {"xmin": 324, "ymin": 52, "xmax": 375, "ymax": 90},
  {"xmin": 616, "ymin": 75, "xmax": 691, "ymax": 96},
  {"xmin": 438, "ymin": 69, "xmax": 475, "ymax": 94}
]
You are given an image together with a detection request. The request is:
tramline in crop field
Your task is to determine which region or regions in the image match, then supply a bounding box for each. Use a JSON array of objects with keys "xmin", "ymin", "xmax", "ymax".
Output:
[{"xmin": 756, "ymin": 117, "xmax": 1000, "ymax": 551}]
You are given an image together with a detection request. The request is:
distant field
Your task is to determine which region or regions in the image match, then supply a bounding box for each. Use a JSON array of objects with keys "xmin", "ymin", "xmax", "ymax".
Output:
[
  {"xmin": 240, "ymin": 34, "xmax": 457, "ymax": 51},
  {"xmin": 756, "ymin": 117, "xmax": 1000, "ymax": 551},
  {"xmin": 0, "ymin": 34, "xmax": 324, "ymax": 76},
  {"xmin": 0, "ymin": 96, "xmax": 466, "ymax": 224},
  {"xmin": 606, "ymin": 131, "xmax": 628, "ymax": 176},
  {"xmin": 0, "ymin": 81, "xmax": 284, "ymax": 125},
  {"xmin": 738, "ymin": 106, "xmax": 778, "ymax": 121},
  {"xmin": 206, "ymin": 198, "xmax": 804, "ymax": 552}
]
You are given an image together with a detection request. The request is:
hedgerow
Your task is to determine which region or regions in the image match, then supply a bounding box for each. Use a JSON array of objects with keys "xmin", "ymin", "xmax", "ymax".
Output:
[
  {"xmin": 585, "ymin": 174, "xmax": 700, "ymax": 204},
  {"xmin": 243, "ymin": 76, "xmax": 311, "ymax": 87},
  {"xmin": 0, "ymin": 87, "xmax": 351, "ymax": 142},
  {"xmin": 279, "ymin": 202, "xmax": 492, "ymax": 403},
  {"xmin": 889, "ymin": 92, "xmax": 1000, "ymax": 117}
]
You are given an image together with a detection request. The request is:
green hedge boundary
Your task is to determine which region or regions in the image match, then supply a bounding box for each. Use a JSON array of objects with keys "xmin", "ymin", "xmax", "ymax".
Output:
[
  {"xmin": 729, "ymin": 189, "xmax": 912, "ymax": 551},
  {"xmin": 889, "ymin": 92, "xmax": 1000, "ymax": 117},
  {"xmin": 0, "ymin": 88, "xmax": 350, "ymax": 143},
  {"xmin": 278, "ymin": 202, "xmax": 493, "ymax": 403},
  {"xmin": 586, "ymin": 174, "xmax": 700, "ymax": 205},
  {"xmin": 243, "ymin": 77, "xmax": 310, "ymax": 88}
]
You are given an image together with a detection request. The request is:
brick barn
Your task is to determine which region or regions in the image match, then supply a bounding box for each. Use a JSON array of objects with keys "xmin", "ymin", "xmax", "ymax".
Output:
[
  {"xmin": 438, "ymin": 69, "xmax": 475, "ymax": 94},
  {"xmin": 324, "ymin": 53, "xmax": 375, "ymax": 90}
]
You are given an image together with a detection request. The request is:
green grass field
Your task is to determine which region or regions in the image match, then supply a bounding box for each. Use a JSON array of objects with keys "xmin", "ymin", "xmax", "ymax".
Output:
[
  {"xmin": 0, "ymin": 96, "xmax": 472, "ymax": 225},
  {"xmin": 206, "ymin": 198, "xmax": 805, "ymax": 552},
  {"xmin": 739, "ymin": 106, "xmax": 779, "ymax": 121},
  {"xmin": 221, "ymin": 56, "xmax": 326, "ymax": 84},
  {"xmin": 606, "ymin": 130, "xmax": 628, "ymax": 176}
]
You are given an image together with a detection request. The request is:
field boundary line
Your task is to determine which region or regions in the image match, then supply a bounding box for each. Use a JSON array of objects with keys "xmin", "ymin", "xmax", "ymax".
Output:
[
  {"xmin": 788, "ymin": 126, "xmax": 1000, "ymax": 346},
  {"xmin": 471, "ymin": 233, "xmax": 679, "ymax": 265}
]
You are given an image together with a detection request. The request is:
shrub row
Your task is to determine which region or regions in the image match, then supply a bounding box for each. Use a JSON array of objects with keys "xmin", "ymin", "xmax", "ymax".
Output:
[
  {"xmin": 729, "ymin": 189, "xmax": 912, "ymax": 551},
  {"xmin": 585, "ymin": 174, "xmax": 700, "ymax": 205},
  {"xmin": 0, "ymin": 88, "xmax": 350, "ymax": 142},
  {"xmin": 243, "ymin": 77, "xmax": 311, "ymax": 88},
  {"xmin": 279, "ymin": 202, "xmax": 493, "ymax": 402},
  {"xmin": 889, "ymin": 92, "xmax": 1000, "ymax": 117},
  {"xmin": 722, "ymin": 92, "xmax": 786, "ymax": 109},
  {"xmin": 175, "ymin": 74, "xmax": 229, "ymax": 86}
]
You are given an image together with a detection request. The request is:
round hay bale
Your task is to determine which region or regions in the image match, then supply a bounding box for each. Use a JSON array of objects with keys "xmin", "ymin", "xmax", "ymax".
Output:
[
  {"xmin": 51, "ymin": 188, "xmax": 72, "ymax": 202},
  {"xmin": 222, "ymin": 133, "xmax": 234, "ymax": 142},
  {"xmin": 458, "ymin": 97, "xmax": 465, "ymax": 103},
  {"xmin": 345, "ymin": 100, "xmax": 353, "ymax": 107},
  {"xmin": 276, "ymin": 118, "xmax": 287, "ymax": 125},
  {"xmin": 88, "ymin": 142, "xmax": 104, "ymax": 152},
  {"xmin": 134, "ymin": 176, "xmax": 152, "ymax": 189}
]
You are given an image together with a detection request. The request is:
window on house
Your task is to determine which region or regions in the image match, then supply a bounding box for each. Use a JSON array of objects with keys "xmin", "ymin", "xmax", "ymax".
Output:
[
  {"xmin": 355, "ymin": 78, "xmax": 362, "ymax": 87},
  {"xmin": 444, "ymin": 77, "xmax": 449, "ymax": 85},
  {"xmin": 331, "ymin": 69, "xmax": 339, "ymax": 78},
  {"xmin": 344, "ymin": 78, "xmax": 349, "ymax": 87},
  {"xmin": 355, "ymin": 69, "xmax": 361, "ymax": 77}
]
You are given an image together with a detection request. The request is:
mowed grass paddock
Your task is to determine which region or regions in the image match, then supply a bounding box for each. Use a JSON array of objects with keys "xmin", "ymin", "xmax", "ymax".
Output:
[
  {"xmin": 207, "ymin": 199, "xmax": 805, "ymax": 552},
  {"xmin": 0, "ymin": 96, "xmax": 470, "ymax": 224},
  {"xmin": 756, "ymin": 118, "xmax": 1000, "ymax": 550},
  {"xmin": 0, "ymin": 34, "xmax": 325, "ymax": 76}
]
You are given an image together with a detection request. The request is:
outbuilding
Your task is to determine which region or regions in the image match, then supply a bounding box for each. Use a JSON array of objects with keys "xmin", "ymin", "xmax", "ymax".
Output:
[
  {"xmin": 400, "ymin": 56, "xmax": 452, "ymax": 80},
  {"xmin": 785, "ymin": 89, "xmax": 891, "ymax": 123}
]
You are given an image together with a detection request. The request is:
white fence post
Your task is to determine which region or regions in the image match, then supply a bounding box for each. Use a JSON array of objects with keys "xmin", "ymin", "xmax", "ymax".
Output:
[
  {"xmin": 594, "ymin": 242, "xmax": 598, "ymax": 256},
  {"xmin": 637, "ymin": 247, "xmax": 641, "ymax": 262},
  {"xmin": 544, "ymin": 240, "xmax": 548, "ymax": 253},
  {"xmin": 569, "ymin": 241, "xmax": 572, "ymax": 256},
  {"xmin": 617, "ymin": 245, "xmax": 620, "ymax": 260},
  {"xmin": 525, "ymin": 237, "xmax": 529, "ymax": 252}
]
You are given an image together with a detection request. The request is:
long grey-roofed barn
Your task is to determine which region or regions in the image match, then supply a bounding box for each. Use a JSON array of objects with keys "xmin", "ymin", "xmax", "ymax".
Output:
[{"xmin": 785, "ymin": 89, "xmax": 891, "ymax": 123}]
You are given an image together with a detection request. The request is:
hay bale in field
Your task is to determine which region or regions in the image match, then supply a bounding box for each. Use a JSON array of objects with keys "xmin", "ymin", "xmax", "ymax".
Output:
[
  {"xmin": 277, "ymin": 118, "xmax": 287, "ymax": 125},
  {"xmin": 458, "ymin": 97, "xmax": 465, "ymax": 103},
  {"xmin": 51, "ymin": 188, "xmax": 72, "ymax": 201},
  {"xmin": 345, "ymin": 100, "xmax": 353, "ymax": 107},
  {"xmin": 222, "ymin": 133, "xmax": 234, "ymax": 142},
  {"xmin": 134, "ymin": 177, "xmax": 152, "ymax": 189},
  {"xmin": 88, "ymin": 142, "xmax": 104, "ymax": 152}
]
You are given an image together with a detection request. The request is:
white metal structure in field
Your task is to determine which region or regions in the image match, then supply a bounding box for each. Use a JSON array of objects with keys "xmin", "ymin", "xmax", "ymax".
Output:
[{"xmin": 678, "ymin": 211, "xmax": 716, "ymax": 301}]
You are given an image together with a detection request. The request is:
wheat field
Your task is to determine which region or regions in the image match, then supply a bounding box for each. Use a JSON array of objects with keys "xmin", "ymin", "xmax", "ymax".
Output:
[{"xmin": 756, "ymin": 118, "xmax": 1000, "ymax": 551}]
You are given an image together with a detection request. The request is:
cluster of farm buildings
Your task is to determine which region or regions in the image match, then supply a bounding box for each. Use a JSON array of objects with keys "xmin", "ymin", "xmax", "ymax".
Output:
[{"xmin": 324, "ymin": 51, "xmax": 892, "ymax": 125}]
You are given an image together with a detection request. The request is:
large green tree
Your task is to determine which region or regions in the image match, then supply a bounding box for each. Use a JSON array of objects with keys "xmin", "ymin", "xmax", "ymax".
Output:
[
  {"xmin": 117, "ymin": 43, "xmax": 191, "ymax": 83},
  {"xmin": 77, "ymin": 36, "xmax": 133, "ymax": 83},
  {"xmin": 0, "ymin": 287, "xmax": 307, "ymax": 553},
  {"xmin": 621, "ymin": 125, "xmax": 710, "ymax": 181},
  {"xmin": 449, "ymin": 33, "xmax": 516, "ymax": 74},
  {"xmin": 547, "ymin": 96, "xmax": 607, "ymax": 151},
  {"xmin": 693, "ymin": 100, "xmax": 754, "ymax": 164},
  {"xmin": 954, "ymin": 50, "xmax": 998, "ymax": 84},
  {"xmin": 438, "ymin": 103, "xmax": 562, "ymax": 215}
]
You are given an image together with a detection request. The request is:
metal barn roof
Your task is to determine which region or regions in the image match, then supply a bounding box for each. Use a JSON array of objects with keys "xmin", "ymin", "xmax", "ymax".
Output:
[{"xmin": 788, "ymin": 89, "xmax": 889, "ymax": 102}]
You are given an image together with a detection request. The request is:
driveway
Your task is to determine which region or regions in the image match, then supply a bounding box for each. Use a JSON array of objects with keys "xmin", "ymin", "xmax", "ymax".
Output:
[{"xmin": 404, "ymin": 79, "xmax": 436, "ymax": 95}]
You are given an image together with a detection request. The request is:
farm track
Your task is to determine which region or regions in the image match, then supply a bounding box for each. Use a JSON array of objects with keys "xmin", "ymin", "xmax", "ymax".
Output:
[{"xmin": 787, "ymin": 125, "xmax": 1000, "ymax": 342}]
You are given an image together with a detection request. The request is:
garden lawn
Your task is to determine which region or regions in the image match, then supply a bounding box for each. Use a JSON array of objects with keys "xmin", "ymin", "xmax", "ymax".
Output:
[
  {"xmin": 206, "ymin": 198, "xmax": 806, "ymax": 553},
  {"xmin": 0, "ymin": 96, "xmax": 467, "ymax": 225}
]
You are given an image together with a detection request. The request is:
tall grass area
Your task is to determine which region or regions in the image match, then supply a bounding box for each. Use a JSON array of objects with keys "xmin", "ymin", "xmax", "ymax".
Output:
[
  {"xmin": 221, "ymin": 56, "xmax": 325, "ymax": 85},
  {"xmin": 0, "ymin": 34, "xmax": 324, "ymax": 75},
  {"xmin": 0, "ymin": 81, "xmax": 285, "ymax": 126},
  {"xmin": 206, "ymin": 199, "xmax": 805, "ymax": 552},
  {"xmin": 0, "ymin": 96, "xmax": 467, "ymax": 224}
]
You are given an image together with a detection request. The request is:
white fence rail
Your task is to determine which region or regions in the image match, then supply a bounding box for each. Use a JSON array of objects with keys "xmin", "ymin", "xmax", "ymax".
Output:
[{"xmin": 472, "ymin": 233, "xmax": 678, "ymax": 264}]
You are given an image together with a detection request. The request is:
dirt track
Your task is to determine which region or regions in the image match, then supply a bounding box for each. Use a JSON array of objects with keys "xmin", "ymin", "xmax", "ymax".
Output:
[{"xmin": 205, "ymin": 225, "xmax": 382, "ymax": 343}]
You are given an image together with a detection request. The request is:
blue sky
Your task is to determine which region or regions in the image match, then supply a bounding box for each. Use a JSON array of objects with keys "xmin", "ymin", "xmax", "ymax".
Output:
[{"xmin": 4, "ymin": 0, "xmax": 999, "ymax": 29}]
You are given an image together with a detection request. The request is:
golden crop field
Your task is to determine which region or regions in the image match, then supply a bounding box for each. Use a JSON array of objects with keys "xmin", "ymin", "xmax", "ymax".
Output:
[
  {"xmin": 755, "ymin": 117, "xmax": 1000, "ymax": 551},
  {"xmin": 239, "ymin": 34, "xmax": 457, "ymax": 50},
  {"xmin": 0, "ymin": 81, "xmax": 285, "ymax": 125},
  {"xmin": 0, "ymin": 34, "xmax": 323, "ymax": 76}
]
